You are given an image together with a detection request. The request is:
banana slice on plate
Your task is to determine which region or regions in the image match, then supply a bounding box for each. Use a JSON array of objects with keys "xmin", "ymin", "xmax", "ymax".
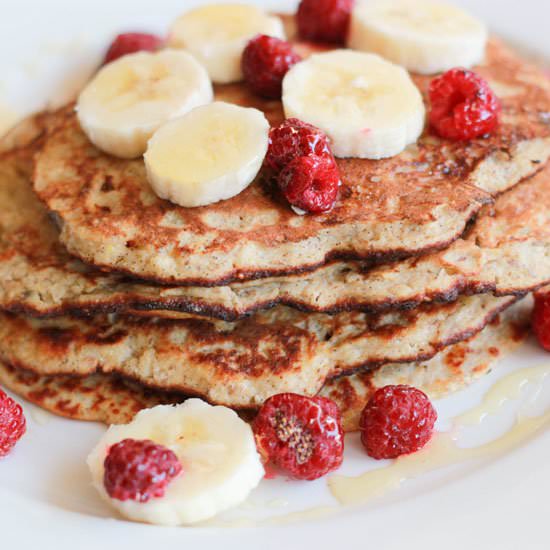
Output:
[
  {"xmin": 145, "ymin": 101, "xmax": 270, "ymax": 208},
  {"xmin": 168, "ymin": 3, "xmax": 285, "ymax": 84},
  {"xmin": 282, "ymin": 50, "xmax": 425, "ymax": 159},
  {"xmin": 348, "ymin": 0, "xmax": 487, "ymax": 75},
  {"xmin": 87, "ymin": 400, "xmax": 264, "ymax": 526},
  {"xmin": 76, "ymin": 50, "xmax": 213, "ymax": 159}
]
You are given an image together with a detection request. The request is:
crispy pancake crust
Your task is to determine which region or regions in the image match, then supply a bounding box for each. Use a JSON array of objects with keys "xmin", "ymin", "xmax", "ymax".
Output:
[
  {"xmin": 321, "ymin": 298, "xmax": 531, "ymax": 431},
  {"xmin": 33, "ymin": 33, "xmax": 550, "ymax": 284},
  {"xmin": 0, "ymin": 294, "xmax": 518, "ymax": 407},
  {"xmin": 0, "ymin": 363, "xmax": 184, "ymax": 425},
  {"xmin": 0, "ymin": 300, "xmax": 529, "ymax": 430},
  {"xmin": 1, "ymin": 131, "xmax": 547, "ymax": 320}
]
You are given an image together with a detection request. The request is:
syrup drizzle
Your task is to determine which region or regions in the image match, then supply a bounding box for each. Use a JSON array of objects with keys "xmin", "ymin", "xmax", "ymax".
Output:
[
  {"xmin": 209, "ymin": 365, "xmax": 549, "ymax": 526},
  {"xmin": 328, "ymin": 365, "xmax": 550, "ymax": 506}
]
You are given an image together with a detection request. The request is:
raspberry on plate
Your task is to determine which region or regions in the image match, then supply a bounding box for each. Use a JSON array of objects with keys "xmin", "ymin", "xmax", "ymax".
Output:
[
  {"xmin": 0, "ymin": 389, "xmax": 26, "ymax": 457},
  {"xmin": 360, "ymin": 385, "xmax": 437, "ymax": 460},
  {"xmin": 266, "ymin": 118, "xmax": 334, "ymax": 174},
  {"xmin": 278, "ymin": 154, "xmax": 340, "ymax": 213},
  {"xmin": 253, "ymin": 393, "xmax": 344, "ymax": 480},
  {"xmin": 104, "ymin": 33, "xmax": 164, "ymax": 64},
  {"xmin": 533, "ymin": 288, "xmax": 550, "ymax": 351},
  {"xmin": 297, "ymin": 0, "xmax": 354, "ymax": 44},
  {"xmin": 104, "ymin": 438, "xmax": 182, "ymax": 502},
  {"xmin": 242, "ymin": 35, "xmax": 301, "ymax": 99},
  {"xmin": 429, "ymin": 68, "xmax": 501, "ymax": 141}
]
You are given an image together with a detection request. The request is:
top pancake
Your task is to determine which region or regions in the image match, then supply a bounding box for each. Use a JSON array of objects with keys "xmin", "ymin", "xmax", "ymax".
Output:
[
  {"xmin": 2, "ymin": 113, "xmax": 549, "ymax": 320},
  {"xmin": 32, "ymin": 34, "xmax": 550, "ymax": 285}
]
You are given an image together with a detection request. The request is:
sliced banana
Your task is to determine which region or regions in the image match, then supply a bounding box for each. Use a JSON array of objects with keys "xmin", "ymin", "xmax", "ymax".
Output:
[
  {"xmin": 145, "ymin": 101, "xmax": 269, "ymax": 208},
  {"xmin": 282, "ymin": 50, "xmax": 425, "ymax": 159},
  {"xmin": 76, "ymin": 50, "xmax": 213, "ymax": 159},
  {"xmin": 348, "ymin": 0, "xmax": 487, "ymax": 75},
  {"xmin": 87, "ymin": 400, "xmax": 264, "ymax": 526},
  {"xmin": 168, "ymin": 3, "xmax": 285, "ymax": 84}
]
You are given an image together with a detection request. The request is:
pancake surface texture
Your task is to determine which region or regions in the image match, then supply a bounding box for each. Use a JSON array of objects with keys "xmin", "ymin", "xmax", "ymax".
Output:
[
  {"xmin": 0, "ymin": 298, "xmax": 530, "ymax": 430},
  {"xmin": 0, "ymin": 294, "xmax": 518, "ymax": 407},
  {"xmin": 33, "ymin": 34, "xmax": 550, "ymax": 284},
  {"xmin": 321, "ymin": 298, "xmax": 531, "ymax": 431},
  {"xmin": 0, "ymin": 35, "xmax": 539, "ymax": 431},
  {"xmin": 2, "ymin": 130, "xmax": 549, "ymax": 320}
]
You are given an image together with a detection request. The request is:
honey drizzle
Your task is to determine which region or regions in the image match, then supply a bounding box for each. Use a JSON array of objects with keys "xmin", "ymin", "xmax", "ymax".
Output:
[{"xmin": 328, "ymin": 365, "xmax": 550, "ymax": 506}]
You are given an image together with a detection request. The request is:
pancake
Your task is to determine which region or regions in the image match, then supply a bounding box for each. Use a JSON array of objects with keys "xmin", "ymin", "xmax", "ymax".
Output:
[
  {"xmin": 0, "ymin": 362, "xmax": 184, "ymax": 425},
  {"xmin": 185, "ymin": 165, "xmax": 550, "ymax": 318},
  {"xmin": 0, "ymin": 298, "xmax": 529, "ymax": 431},
  {"xmin": 33, "ymin": 35, "xmax": 550, "ymax": 285},
  {"xmin": 320, "ymin": 296, "xmax": 531, "ymax": 431},
  {"xmin": 0, "ymin": 293, "xmax": 518, "ymax": 408},
  {"xmin": 2, "ymin": 132, "xmax": 548, "ymax": 320}
]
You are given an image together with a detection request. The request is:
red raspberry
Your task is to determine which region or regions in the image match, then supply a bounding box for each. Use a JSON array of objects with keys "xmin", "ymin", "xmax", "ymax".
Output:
[
  {"xmin": 104, "ymin": 33, "xmax": 164, "ymax": 64},
  {"xmin": 103, "ymin": 438, "xmax": 182, "ymax": 502},
  {"xmin": 242, "ymin": 35, "xmax": 301, "ymax": 99},
  {"xmin": 266, "ymin": 118, "xmax": 334, "ymax": 174},
  {"xmin": 533, "ymin": 288, "xmax": 550, "ymax": 351},
  {"xmin": 0, "ymin": 389, "xmax": 26, "ymax": 457},
  {"xmin": 253, "ymin": 394, "xmax": 344, "ymax": 480},
  {"xmin": 429, "ymin": 68, "xmax": 501, "ymax": 141},
  {"xmin": 360, "ymin": 385, "xmax": 437, "ymax": 460},
  {"xmin": 297, "ymin": 0, "xmax": 354, "ymax": 44},
  {"xmin": 279, "ymin": 155, "xmax": 340, "ymax": 213}
]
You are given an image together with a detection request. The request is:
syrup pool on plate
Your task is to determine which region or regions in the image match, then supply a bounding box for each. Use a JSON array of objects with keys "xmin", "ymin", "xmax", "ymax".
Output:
[
  {"xmin": 328, "ymin": 364, "xmax": 550, "ymax": 506},
  {"xmin": 204, "ymin": 364, "xmax": 550, "ymax": 526}
]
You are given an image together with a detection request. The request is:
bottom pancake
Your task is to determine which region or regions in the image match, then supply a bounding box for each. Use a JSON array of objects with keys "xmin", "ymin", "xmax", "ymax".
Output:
[{"xmin": 0, "ymin": 299, "xmax": 530, "ymax": 432}]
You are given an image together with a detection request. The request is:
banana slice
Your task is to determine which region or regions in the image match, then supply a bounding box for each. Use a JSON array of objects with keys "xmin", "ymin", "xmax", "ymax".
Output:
[
  {"xmin": 168, "ymin": 3, "xmax": 285, "ymax": 84},
  {"xmin": 348, "ymin": 0, "xmax": 487, "ymax": 75},
  {"xmin": 76, "ymin": 50, "xmax": 213, "ymax": 159},
  {"xmin": 87, "ymin": 400, "xmax": 264, "ymax": 526},
  {"xmin": 144, "ymin": 101, "xmax": 269, "ymax": 208},
  {"xmin": 282, "ymin": 50, "xmax": 425, "ymax": 159}
]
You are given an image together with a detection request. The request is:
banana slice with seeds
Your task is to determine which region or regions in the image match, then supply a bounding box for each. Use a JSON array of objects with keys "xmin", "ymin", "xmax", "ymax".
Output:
[
  {"xmin": 282, "ymin": 50, "xmax": 425, "ymax": 160},
  {"xmin": 348, "ymin": 0, "xmax": 487, "ymax": 75},
  {"xmin": 145, "ymin": 102, "xmax": 270, "ymax": 208},
  {"xmin": 168, "ymin": 3, "xmax": 285, "ymax": 84},
  {"xmin": 76, "ymin": 50, "xmax": 213, "ymax": 159}
]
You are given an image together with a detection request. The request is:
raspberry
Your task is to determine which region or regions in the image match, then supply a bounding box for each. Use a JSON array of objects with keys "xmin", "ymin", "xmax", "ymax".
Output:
[
  {"xmin": 297, "ymin": 0, "xmax": 354, "ymax": 44},
  {"xmin": 103, "ymin": 438, "xmax": 182, "ymax": 502},
  {"xmin": 533, "ymin": 288, "xmax": 550, "ymax": 351},
  {"xmin": 104, "ymin": 33, "xmax": 164, "ymax": 64},
  {"xmin": 279, "ymin": 155, "xmax": 340, "ymax": 213},
  {"xmin": 360, "ymin": 385, "xmax": 437, "ymax": 460},
  {"xmin": 0, "ymin": 389, "xmax": 26, "ymax": 457},
  {"xmin": 266, "ymin": 118, "xmax": 334, "ymax": 174},
  {"xmin": 429, "ymin": 68, "xmax": 501, "ymax": 141},
  {"xmin": 242, "ymin": 35, "xmax": 301, "ymax": 99},
  {"xmin": 253, "ymin": 393, "xmax": 344, "ymax": 480}
]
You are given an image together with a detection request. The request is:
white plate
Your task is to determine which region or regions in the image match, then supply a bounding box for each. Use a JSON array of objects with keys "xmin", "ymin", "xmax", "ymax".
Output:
[{"xmin": 0, "ymin": 1, "xmax": 549, "ymax": 548}]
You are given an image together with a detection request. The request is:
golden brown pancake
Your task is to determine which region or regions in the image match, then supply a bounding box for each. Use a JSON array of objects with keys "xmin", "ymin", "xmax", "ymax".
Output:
[
  {"xmin": 0, "ymin": 297, "xmax": 530, "ymax": 431},
  {"xmin": 0, "ymin": 363, "xmax": 184, "ymax": 425},
  {"xmin": 0, "ymin": 294, "xmax": 519, "ymax": 408},
  {"xmin": 1, "ymin": 127, "xmax": 548, "ymax": 320},
  {"xmin": 33, "ymin": 35, "xmax": 550, "ymax": 285},
  {"xmin": 320, "ymin": 297, "xmax": 531, "ymax": 431}
]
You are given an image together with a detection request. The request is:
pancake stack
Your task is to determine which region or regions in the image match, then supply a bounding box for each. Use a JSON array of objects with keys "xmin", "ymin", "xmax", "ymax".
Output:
[{"xmin": 1, "ymin": 32, "xmax": 550, "ymax": 431}]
